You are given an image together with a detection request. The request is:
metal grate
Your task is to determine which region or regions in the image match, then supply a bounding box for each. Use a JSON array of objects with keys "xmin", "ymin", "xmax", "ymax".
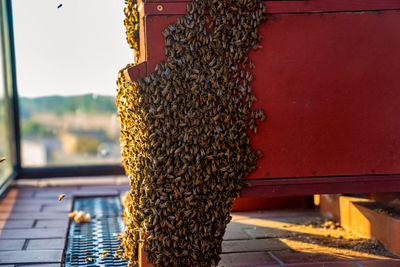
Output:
[{"xmin": 63, "ymin": 196, "xmax": 128, "ymax": 266}]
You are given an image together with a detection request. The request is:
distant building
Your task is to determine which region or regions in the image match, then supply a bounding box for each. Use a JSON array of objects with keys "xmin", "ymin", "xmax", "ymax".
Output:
[
  {"xmin": 61, "ymin": 130, "xmax": 107, "ymax": 155},
  {"xmin": 21, "ymin": 139, "xmax": 61, "ymax": 166}
]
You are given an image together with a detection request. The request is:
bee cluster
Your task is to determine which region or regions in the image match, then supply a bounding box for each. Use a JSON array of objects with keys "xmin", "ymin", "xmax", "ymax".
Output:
[
  {"xmin": 123, "ymin": 0, "xmax": 140, "ymax": 63},
  {"xmin": 116, "ymin": 0, "xmax": 266, "ymax": 266}
]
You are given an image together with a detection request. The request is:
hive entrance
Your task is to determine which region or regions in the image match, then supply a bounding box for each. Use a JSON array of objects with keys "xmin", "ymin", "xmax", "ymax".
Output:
[{"xmin": 63, "ymin": 196, "xmax": 127, "ymax": 266}]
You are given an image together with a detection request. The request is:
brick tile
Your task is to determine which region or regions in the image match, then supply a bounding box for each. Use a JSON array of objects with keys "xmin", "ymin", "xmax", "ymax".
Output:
[
  {"xmin": 41, "ymin": 203, "xmax": 72, "ymax": 212},
  {"xmin": 230, "ymin": 217, "xmax": 317, "ymax": 237},
  {"xmin": 244, "ymin": 227, "xmax": 290, "ymax": 239},
  {"xmin": 359, "ymin": 259, "xmax": 400, "ymax": 266},
  {"xmin": 5, "ymin": 212, "xmax": 69, "ymax": 220},
  {"xmin": 218, "ymin": 252, "xmax": 278, "ymax": 267},
  {"xmin": 34, "ymin": 190, "xmax": 119, "ymax": 199},
  {"xmin": 285, "ymin": 263, "xmax": 358, "ymax": 267},
  {"xmin": 0, "ymin": 228, "xmax": 66, "ymax": 239},
  {"xmin": 223, "ymin": 230, "xmax": 251, "ymax": 241},
  {"xmin": 0, "ymin": 239, "xmax": 25, "ymax": 250},
  {"xmin": 18, "ymin": 187, "xmax": 39, "ymax": 191},
  {"xmin": 0, "ymin": 212, "xmax": 11, "ymax": 220},
  {"xmin": 223, "ymin": 222, "xmax": 252, "ymax": 240},
  {"xmin": 25, "ymin": 189, "xmax": 76, "ymax": 200},
  {"xmin": 28, "ymin": 176, "xmax": 123, "ymax": 187},
  {"xmin": 26, "ymin": 238, "xmax": 65, "ymax": 250},
  {"xmin": 0, "ymin": 250, "xmax": 62, "ymax": 264},
  {"xmin": 15, "ymin": 190, "xmax": 36, "ymax": 198},
  {"xmin": 33, "ymin": 191, "xmax": 75, "ymax": 199},
  {"xmin": 72, "ymin": 190, "xmax": 120, "ymax": 196},
  {"xmin": 222, "ymin": 238, "xmax": 287, "ymax": 253},
  {"xmin": 34, "ymin": 219, "xmax": 68, "ymax": 229},
  {"xmin": 13, "ymin": 199, "xmax": 68, "ymax": 205},
  {"xmin": 79, "ymin": 185, "xmax": 130, "ymax": 191},
  {"xmin": 0, "ymin": 219, "xmax": 34, "ymax": 229},
  {"xmin": 30, "ymin": 186, "xmax": 79, "ymax": 192},
  {"xmin": 20, "ymin": 264, "xmax": 61, "ymax": 267},
  {"xmin": 0, "ymin": 204, "xmax": 42, "ymax": 213},
  {"xmin": 32, "ymin": 185, "xmax": 122, "ymax": 196},
  {"xmin": 276, "ymin": 238, "xmax": 388, "ymax": 262},
  {"xmin": 231, "ymin": 209, "xmax": 319, "ymax": 222},
  {"xmin": 269, "ymin": 250, "xmax": 361, "ymax": 264}
]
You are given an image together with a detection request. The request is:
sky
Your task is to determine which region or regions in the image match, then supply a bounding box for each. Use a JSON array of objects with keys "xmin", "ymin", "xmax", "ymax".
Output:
[{"xmin": 12, "ymin": 0, "xmax": 133, "ymax": 97}]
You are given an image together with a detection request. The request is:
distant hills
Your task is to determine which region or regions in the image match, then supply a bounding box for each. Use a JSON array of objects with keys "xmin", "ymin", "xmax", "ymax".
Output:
[{"xmin": 19, "ymin": 94, "xmax": 117, "ymax": 118}]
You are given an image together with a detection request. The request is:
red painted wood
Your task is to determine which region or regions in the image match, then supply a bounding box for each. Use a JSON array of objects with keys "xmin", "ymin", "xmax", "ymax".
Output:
[
  {"xmin": 133, "ymin": 10, "xmax": 400, "ymax": 180},
  {"xmin": 144, "ymin": 16, "xmax": 178, "ymax": 73},
  {"xmin": 232, "ymin": 196, "xmax": 313, "ymax": 211},
  {"xmin": 143, "ymin": 1, "xmax": 400, "ymax": 16},
  {"xmin": 241, "ymin": 176, "xmax": 400, "ymax": 197},
  {"xmin": 144, "ymin": 0, "xmax": 188, "ymax": 2},
  {"xmin": 144, "ymin": 3, "xmax": 186, "ymax": 16},
  {"xmin": 248, "ymin": 11, "xmax": 400, "ymax": 179},
  {"xmin": 126, "ymin": 2, "xmax": 400, "ymax": 196},
  {"xmin": 266, "ymin": 0, "xmax": 400, "ymax": 13},
  {"xmin": 124, "ymin": 62, "xmax": 147, "ymax": 82}
]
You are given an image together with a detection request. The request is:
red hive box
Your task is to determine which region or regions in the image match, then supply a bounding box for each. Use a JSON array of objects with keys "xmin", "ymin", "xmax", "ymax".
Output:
[{"xmin": 125, "ymin": 0, "xmax": 400, "ymax": 198}]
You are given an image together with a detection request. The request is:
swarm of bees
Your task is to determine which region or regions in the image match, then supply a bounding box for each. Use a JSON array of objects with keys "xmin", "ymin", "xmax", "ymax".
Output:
[
  {"xmin": 123, "ymin": 0, "xmax": 140, "ymax": 63},
  {"xmin": 68, "ymin": 210, "xmax": 92, "ymax": 224},
  {"xmin": 116, "ymin": 0, "xmax": 266, "ymax": 265},
  {"xmin": 101, "ymin": 250, "xmax": 109, "ymax": 258}
]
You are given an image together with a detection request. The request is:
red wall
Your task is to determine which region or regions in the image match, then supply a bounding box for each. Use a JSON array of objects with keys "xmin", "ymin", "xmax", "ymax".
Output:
[
  {"xmin": 126, "ymin": 1, "xmax": 400, "ymax": 199},
  {"xmin": 249, "ymin": 11, "xmax": 400, "ymax": 179}
]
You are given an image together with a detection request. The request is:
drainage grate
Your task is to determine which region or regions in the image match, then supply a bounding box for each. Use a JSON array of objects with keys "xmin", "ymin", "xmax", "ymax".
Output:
[{"xmin": 63, "ymin": 196, "xmax": 128, "ymax": 266}]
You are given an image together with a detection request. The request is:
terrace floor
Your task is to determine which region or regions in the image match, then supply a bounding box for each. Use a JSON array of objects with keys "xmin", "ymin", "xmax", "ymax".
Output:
[{"xmin": 0, "ymin": 176, "xmax": 399, "ymax": 266}]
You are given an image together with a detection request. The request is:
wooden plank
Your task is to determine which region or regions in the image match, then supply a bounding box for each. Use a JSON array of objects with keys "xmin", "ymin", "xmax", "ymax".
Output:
[
  {"xmin": 123, "ymin": 62, "xmax": 147, "ymax": 82},
  {"xmin": 127, "ymin": 2, "xmax": 400, "ymax": 196},
  {"xmin": 143, "ymin": 1, "xmax": 400, "ymax": 16},
  {"xmin": 248, "ymin": 11, "xmax": 400, "ymax": 179},
  {"xmin": 241, "ymin": 175, "xmax": 400, "ymax": 197},
  {"xmin": 130, "ymin": 10, "xmax": 400, "ymax": 180},
  {"xmin": 267, "ymin": 0, "xmax": 400, "ymax": 13}
]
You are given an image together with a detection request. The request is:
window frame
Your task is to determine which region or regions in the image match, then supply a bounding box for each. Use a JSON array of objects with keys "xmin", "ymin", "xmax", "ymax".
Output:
[
  {"xmin": 0, "ymin": 0, "xmax": 18, "ymax": 194},
  {"xmin": 0, "ymin": 0, "xmax": 124, "ymax": 185}
]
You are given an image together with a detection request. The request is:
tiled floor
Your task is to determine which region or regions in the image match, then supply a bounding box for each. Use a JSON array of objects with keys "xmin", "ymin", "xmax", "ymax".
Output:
[
  {"xmin": 0, "ymin": 181, "xmax": 129, "ymax": 266},
  {"xmin": 220, "ymin": 211, "xmax": 400, "ymax": 267},
  {"xmin": 0, "ymin": 179, "xmax": 399, "ymax": 267}
]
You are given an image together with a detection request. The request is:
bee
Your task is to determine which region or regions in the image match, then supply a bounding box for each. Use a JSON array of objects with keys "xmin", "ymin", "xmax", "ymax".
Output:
[
  {"xmin": 58, "ymin": 194, "xmax": 66, "ymax": 201},
  {"xmin": 117, "ymin": 232, "xmax": 123, "ymax": 240},
  {"xmin": 68, "ymin": 211, "xmax": 77, "ymax": 219}
]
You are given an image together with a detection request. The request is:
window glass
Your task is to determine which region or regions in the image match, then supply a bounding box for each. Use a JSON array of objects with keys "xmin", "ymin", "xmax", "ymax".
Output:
[{"xmin": 12, "ymin": 0, "xmax": 132, "ymax": 166}]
